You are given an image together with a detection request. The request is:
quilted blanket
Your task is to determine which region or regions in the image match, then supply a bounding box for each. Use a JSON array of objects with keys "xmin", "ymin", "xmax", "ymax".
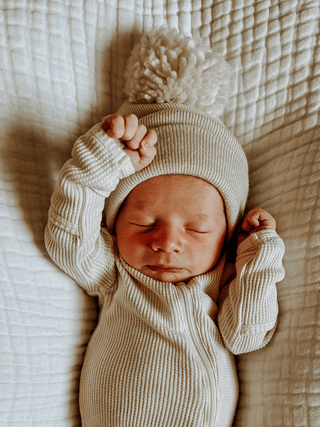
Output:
[{"xmin": 1, "ymin": 0, "xmax": 320, "ymax": 426}]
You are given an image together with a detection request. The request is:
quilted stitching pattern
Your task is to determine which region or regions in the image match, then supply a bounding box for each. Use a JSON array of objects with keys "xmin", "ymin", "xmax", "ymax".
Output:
[{"xmin": 1, "ymin": 1, "xmax": 319, "ymax": 426}]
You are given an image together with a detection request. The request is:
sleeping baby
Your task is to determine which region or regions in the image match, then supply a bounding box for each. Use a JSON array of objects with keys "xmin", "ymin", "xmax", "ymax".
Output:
[{"xmin": 45, "ymin": 29, "xmax": 285, "ymax": 427}]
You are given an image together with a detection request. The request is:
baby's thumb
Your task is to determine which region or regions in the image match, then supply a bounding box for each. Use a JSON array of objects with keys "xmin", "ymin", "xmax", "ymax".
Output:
[{"xmin": 137, "ymin": 144, "xmax": 157, "ymax": 171}]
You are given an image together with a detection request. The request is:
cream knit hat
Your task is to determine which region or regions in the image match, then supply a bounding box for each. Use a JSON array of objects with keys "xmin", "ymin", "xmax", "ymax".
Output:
[{"xmin": 106, "ymin": 29, "xmax": 249, "ymax": 241}]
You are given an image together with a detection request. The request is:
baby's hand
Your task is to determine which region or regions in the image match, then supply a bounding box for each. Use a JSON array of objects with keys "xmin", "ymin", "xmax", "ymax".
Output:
[
  {"xmin": 237, "ymin": 208, "xmax": 276, "ymax": 246},
  {"xmin": 101, "ymin": 114, "xmax": 157, "ymax": 171}
]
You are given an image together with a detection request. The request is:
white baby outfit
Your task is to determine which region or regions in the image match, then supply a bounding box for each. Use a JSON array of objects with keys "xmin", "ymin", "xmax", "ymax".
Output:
[
  {"xmin": 45, "ymin": 29, "xmax": 285, "ymax": 427},
  {"xmin": 45, "ymin": 120, "xmax": 285, "ymax": 427}
]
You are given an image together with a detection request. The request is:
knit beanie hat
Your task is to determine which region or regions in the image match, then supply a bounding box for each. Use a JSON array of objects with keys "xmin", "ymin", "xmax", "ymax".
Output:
[{"xmin": 106, "ymin": 28, "xmax": 249, "ymax": 241}]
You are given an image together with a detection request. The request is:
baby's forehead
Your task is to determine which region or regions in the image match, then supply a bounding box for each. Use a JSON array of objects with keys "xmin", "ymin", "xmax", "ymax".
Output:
[{"xmin": 122, "ymin": 174, "xmax": 226, "ymax": 220}]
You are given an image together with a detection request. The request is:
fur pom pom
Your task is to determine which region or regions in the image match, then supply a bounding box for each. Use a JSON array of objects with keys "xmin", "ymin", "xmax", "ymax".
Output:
[{"xmin": 124, "ymin": 28, "xmax": 231, "ymax": 117}]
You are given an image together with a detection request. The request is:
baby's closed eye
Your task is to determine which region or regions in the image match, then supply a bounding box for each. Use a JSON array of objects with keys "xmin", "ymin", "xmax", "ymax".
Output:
[
  {"xmin": 185, "ymin": 228, "xmax": 212, "ymax": 234},
  {"xmin": 131, "ymin": 223, "xmax": 155, "ymax": 228}
]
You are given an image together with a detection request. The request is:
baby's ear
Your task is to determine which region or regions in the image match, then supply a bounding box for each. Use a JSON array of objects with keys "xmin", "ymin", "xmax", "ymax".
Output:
[{"xmin": 124, "ymin": 27, "xmax": 231, "ymax": 118}]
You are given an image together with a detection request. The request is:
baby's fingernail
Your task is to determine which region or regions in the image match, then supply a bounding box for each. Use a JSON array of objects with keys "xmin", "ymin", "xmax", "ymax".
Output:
[{"xmin": 142, "ymin": 142, "xmax": 148, "ymax": 149}]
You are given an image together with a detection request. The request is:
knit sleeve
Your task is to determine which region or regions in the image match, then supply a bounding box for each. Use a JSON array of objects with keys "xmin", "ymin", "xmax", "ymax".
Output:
[
  {"xmin": 217, "ymin": 229, "xmax": 285, "ymax": 355},
  {"xmin": 44, "ymin": 123, "xmax": 135, "ymax": 297}
]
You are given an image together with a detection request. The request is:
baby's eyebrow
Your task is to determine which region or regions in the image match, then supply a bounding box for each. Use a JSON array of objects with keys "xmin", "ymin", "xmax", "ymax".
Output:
[
  {"xmin": 193, "ymin": 212, "xmax": 225, "ymax": 223},
  {"xmin": 192, "ymin": 212, "xmax": 220, "ymax": 220},
  {"xmin": 129, "ymin": 207, "xmax": 152, "ymax": 218},
  {"xmin": 132, "ymin": 206, "xmax": 151, "ymax": 215},
  {"xmin": 195, "ymin": 213, "xmax": 211, "ymax": 219},
  {"xmin": 185, "ymin": 214, "xmax": 213, "ymax": 224}
]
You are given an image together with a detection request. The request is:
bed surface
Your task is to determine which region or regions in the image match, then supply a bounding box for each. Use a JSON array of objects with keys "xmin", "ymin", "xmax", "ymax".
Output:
[{"xmin": 1, "ymin": 1, "xmax": 320, "ymax": 426}]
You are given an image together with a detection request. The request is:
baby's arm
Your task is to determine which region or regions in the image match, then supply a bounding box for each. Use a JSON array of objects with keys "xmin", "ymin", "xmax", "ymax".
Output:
[
  {"xmin": 217, "ymin": 209, "xmax": 285, "ymax": 355},
  {"xmin": 45, "ymin": 114, "xmax": 156, "ymax": 297}
]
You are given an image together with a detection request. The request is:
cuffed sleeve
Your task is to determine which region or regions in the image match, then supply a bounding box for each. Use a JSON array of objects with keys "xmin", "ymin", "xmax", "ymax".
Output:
[{"xmin": 217, "ymin": 229, "xmax": 285, "ymax": 355}]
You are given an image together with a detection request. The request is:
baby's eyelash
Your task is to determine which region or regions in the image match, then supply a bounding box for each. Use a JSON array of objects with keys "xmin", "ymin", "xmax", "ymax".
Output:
[
  {"xmin": 132, "ymin": 223, "xmax": 154, "ymax": 228},
  {"xmin": 131, "ymin": 223, "xmax": 211, "ymax": 234},
  {"xmin": 186, "ymin": 228, "xmax": 210, "ymax": 234}
]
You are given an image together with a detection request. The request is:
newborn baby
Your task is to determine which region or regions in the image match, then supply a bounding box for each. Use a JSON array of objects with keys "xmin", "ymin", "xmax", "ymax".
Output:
[{"xmin": 45, "ymin": 29, "xmax": 285, "ymax": 427}]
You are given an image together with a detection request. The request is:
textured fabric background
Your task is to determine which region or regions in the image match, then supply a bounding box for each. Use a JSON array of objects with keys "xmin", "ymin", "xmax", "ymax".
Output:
[{"xmin": 1, "ymin": 1, "xmax": 320, "ymax": 426}]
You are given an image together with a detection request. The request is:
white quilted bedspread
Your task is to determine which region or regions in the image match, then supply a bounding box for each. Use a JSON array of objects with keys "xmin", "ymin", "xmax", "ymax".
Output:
[{"xmin": 1, "ymin": 1, "xmax": 320, "ymax": 426}]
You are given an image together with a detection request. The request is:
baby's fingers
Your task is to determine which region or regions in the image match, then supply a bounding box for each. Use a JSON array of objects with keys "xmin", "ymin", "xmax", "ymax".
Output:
[
  {"xmin": 126, "ymin": 124, "xmax": 149, "ymax": 150},
  {"xmin": 101, "ymin": 114, "xmax": 125, "ymax": 138},
  {"xmin": 241, "ymin": 210, "xmax": 261, "ymax": 233},
  {"xmin": 242, "ymin": 208, "xmax": 276, "ymax": 233},
  {"xmin": 139, "ymin": 128, "xmax": 157, "ymax": 151},
  {"xmin": 102, "ymin": 114, "xmax": 138, "ymax": 140},
  {"xmin": 137, "ymin": 129, "xmax": 157, "ymax": 170},
  {"xmin": 124, "ymin": 129, "xmax": 157, "ymax": 171},
  {"xmin": 122, "ymin": 115, "xmax": 139, "ymax": 140}
]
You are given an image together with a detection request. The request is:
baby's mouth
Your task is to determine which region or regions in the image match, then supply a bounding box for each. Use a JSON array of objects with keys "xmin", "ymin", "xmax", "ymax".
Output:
[{"xmin": 148, "ymin": 265, "xmax": 183, "ymax": 273}]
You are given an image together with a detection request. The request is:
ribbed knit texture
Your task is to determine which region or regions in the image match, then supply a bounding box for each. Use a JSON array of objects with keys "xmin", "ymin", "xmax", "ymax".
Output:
[{"xmin": 44, "ymin": 124, "xmax": 285, "ymax": 427}]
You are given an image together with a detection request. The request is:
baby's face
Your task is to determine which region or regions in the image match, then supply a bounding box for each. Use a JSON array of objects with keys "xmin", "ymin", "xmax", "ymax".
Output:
[{"xmin": 115, "ymin": 175, "xmax": 227, "ymax": 284}]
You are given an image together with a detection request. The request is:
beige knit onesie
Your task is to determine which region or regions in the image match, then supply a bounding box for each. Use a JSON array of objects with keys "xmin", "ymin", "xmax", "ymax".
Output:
[{"xmin": 45, "ymin": 123, "xmax": 285, "ymax": 427}]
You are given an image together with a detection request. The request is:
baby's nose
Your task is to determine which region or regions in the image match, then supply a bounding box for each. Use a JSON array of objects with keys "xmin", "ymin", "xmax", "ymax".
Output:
[{"xmin": 151, "ymin": 224, "xmax": 184, "ymax": 253}]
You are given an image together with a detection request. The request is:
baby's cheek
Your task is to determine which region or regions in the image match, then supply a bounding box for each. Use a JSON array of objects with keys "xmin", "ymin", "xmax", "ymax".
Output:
[
  {"xmin": 116, "ymin": 232, "xmax": 132, "ymax": 259},
  {"xmin": 117, "ymin": 234, "xmax": 145, "ymax": 267},
  {"xmin": 202, "ymin": 237, "xmax": 225, "ymax": 266}
]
